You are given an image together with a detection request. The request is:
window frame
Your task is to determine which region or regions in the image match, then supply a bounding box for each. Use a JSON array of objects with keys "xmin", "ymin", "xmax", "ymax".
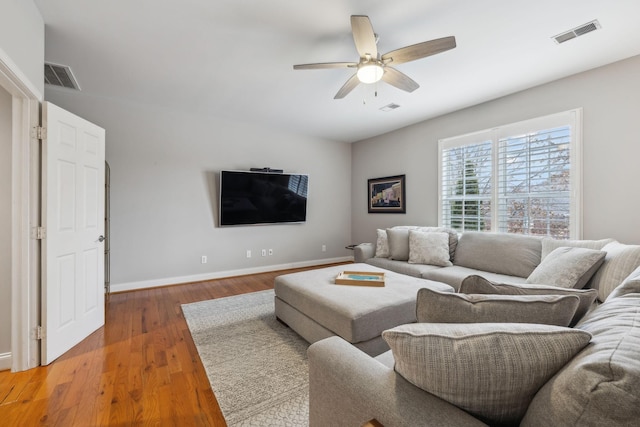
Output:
[{"xmin": 437, "ymin": 108, "xmax": 583, "ymax": 239}]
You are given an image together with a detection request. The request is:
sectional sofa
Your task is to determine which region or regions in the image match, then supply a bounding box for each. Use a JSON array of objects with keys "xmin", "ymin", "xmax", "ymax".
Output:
[{"xmin": 305, "ymin": 227, "xmax": 640, "ymax": 426}]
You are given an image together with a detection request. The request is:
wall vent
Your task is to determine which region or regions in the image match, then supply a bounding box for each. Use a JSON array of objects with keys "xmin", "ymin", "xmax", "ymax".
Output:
[
  {"xmin": 380, "ymin": 103, "xmax": 401, "ymax": 112},
  {"xmin": 44, "ymin": 62, "xmax": 81, "ymax": 90},
  {"xmin": 553, "ymin": 20, "xmax": 601, "ymax": 44}
]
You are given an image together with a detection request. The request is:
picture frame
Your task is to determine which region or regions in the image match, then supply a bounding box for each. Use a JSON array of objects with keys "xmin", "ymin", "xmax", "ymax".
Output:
[{"xmin": 368, "ymin": 174, "xmax": 406, "ymax": 213}]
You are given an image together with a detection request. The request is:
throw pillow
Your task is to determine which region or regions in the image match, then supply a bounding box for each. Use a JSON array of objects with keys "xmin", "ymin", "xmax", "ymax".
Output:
[
  {"xmin": 408, "ymin": 231, "xmax": 452, "ymax": 266},
  {"xmin": 386, "ymin": 228, "xmax": 410, "ymax": 261},
  {"xmin": 460, "ymin": 275, "xmax": 598, "ymax": 326},
  {"xmin": 382, "ymin": 323, "xmax": 592, "ymax": 426},
  {"xmin": 541, "ymin": 237, "xmax": 616, "ymax": 260},
  {"xmin": 590, "ymin": 241, "xmax": 640, "ymax": 302},
  {"xmin": 417, "ymin": 287, "xmax": 579, "ymax": 327},
  {"xmin": 411, "ymin": 226, "xmax": 458, "ymax": 260},
  {"xmin": 374, "ymin": 229, "xmax": 389, "ymax": 258},
  {"xmin": 606, "ymin": 265, "xmax": 640, "ymax": 301},
  {"xmin": 526, "ymin": 246, "xmax": 605, "ymax": 289}
]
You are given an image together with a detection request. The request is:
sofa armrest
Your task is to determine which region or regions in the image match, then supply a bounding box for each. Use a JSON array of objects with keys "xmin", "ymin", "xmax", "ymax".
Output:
[
  {"xmin": 308, "ymin": 336, "xmax": 488, "ymax": 427},
  {"xmin": 354, "ymin": 243, "xmax": 375, "ymax": 263}
]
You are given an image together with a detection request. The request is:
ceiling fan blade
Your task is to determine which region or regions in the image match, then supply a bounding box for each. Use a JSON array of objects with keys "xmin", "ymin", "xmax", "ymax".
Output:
[
  {"xmin": 293, "ymin": 62, "xmax": 357, "ymax": 70},
  {"xmin": 351, "ymin": 15, "xmax": 378, "ymax": 58},
  {"xmin": 382, "ymin": 67, "xmax": 419, "ymax": 92},
  {"xmin": 381, "ymin": 36, "xmax": 456, "ymax": 65},
  {"xmin": 334, "ymin": 74, "xmax": 360, "ymax": 99}
]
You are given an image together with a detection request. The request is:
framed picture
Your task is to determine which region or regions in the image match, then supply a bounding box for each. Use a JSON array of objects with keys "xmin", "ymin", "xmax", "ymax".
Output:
[{"xmin": 368, "ymin": 175, "xmax": 406, "ymax": 213}]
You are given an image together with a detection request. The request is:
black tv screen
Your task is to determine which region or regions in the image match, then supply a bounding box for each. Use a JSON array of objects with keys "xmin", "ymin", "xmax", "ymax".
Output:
[{"xmin": 219, "ymin": 170, "xmax": 309, "ymax": 226}]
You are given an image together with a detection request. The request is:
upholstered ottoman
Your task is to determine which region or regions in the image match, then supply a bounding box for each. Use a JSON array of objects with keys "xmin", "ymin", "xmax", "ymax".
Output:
[{"xmin": 274, "ymin": 263, "xmax": 454, "ymax": 356}]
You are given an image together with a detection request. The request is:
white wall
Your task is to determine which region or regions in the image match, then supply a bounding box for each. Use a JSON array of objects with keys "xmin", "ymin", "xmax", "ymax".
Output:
[
  {"xmin": 0, "ymin": 0, "xmax": 44, "ymax": 98},
  {"xmin": 0, "ymin": 86, "xmax": 11, "ymax": 355},
  {"xmin": 352, "ymin": 54, "xmax": 640, "ymax": 245},
  {"xmin": 44, "ymin": 90, "xmax": 353, "ymax": 290}
]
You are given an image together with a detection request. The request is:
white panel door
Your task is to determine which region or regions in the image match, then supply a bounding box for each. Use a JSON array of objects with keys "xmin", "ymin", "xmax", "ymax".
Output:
[{"xmin": 41, "ymin": 102, "xmax": 106, "ymax": 364}]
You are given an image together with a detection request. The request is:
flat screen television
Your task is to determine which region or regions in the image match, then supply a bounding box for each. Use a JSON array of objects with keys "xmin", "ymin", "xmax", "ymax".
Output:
[{"xmin": 219, "ymin": 170, "xmax": 309, "ymax": 226}]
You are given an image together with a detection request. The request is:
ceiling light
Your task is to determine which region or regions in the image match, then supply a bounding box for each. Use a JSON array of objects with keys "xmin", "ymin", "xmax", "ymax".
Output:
[{"xmin": 357, "ymin": 63, "xmax": 384, "ymax": 84}]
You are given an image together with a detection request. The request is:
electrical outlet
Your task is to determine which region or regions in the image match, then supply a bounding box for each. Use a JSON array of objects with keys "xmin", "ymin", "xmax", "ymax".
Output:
[
  {"xmin": 322, "ymin": 244, "xmax": 327, "ymax": 252},
  {"xmin": 246, "ymin": 250, "xmax": 252, "ymax": 258},
  {"xmin": 261, "ymin": 249, "xmax": 267, "ymax": 257},
  {"xmin": 268, "ymin": 248, "xmax": 273, "ymax": 256},
  {"xmin": 201, "ymin": 255, "xmax": 207, "ymax": 264}
]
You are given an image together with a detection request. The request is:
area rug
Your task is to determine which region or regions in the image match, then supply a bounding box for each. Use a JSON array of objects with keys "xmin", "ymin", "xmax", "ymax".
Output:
[{"xmin": 181, "ymin": 290, "xmax": 309, "ymax": 426}]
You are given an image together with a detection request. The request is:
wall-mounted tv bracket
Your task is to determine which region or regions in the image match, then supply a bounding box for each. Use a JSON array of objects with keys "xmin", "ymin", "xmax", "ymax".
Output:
[{"xmin": 250, "ymin": 167, "xmax": 284, "ymax": 173}]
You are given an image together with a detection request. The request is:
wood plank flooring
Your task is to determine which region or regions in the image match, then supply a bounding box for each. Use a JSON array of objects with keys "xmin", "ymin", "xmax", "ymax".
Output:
[{"xmin": 0, "ymin": 263, "xmax": 347, "ymax": 426}]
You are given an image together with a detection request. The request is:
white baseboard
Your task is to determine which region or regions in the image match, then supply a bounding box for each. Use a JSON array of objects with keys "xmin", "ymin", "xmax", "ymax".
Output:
[
  {"xmin": 110, "ymin": 256, "xmax": 354, "ymax": 293},
  {"xmin": 0, "ymin": 352, "xmax": 12, "ymax": 371}
]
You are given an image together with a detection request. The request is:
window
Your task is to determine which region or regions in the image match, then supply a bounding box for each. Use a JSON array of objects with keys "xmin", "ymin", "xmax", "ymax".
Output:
[{"xmin": 438, "ymin": 109, "xmax": 582, "ymax": 239}]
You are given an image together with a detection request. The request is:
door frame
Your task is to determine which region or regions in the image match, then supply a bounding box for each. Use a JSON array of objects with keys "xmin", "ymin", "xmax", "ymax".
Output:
[{"xmin": 0, "ymin": 49, "xmax": 42, "ymax": 371}]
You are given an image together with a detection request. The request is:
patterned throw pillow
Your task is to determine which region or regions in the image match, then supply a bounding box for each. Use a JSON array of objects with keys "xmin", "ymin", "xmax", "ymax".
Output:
[
  {"xmin": 526, "ymin": 246, "xmax": 605, "ymax": 289},
  {"xmin": 374, "ymin": 228, "xmax": 389, "ymax": 258},
  {"xmin": 383, "ymin": 323, "xmax": 591, "ymax": 426},
  {"xmin": 408, "ymin": 231, "xmax": 452, "ymax": 266}
]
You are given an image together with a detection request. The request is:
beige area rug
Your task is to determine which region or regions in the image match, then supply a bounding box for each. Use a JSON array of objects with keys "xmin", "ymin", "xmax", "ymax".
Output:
[{"xmin": 182, "ymin": 290, "xmax": 309, "ymax": 426}]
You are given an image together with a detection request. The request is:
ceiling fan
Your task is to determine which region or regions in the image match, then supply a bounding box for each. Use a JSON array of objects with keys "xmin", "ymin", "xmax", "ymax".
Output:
[{"xmin": 293, "ymin": 15, "xmax": 456, "ymax": 99}]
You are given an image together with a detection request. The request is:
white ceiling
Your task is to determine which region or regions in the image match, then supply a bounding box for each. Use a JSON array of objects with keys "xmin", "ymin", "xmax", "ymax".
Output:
[{"xmin": 34, "ymin": 0, "xmax": 640, "ymax": 143}]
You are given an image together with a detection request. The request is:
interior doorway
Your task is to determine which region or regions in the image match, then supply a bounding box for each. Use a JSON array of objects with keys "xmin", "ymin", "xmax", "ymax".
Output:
[
  {"xmin": 0, "ymin": 56, "xmax": 41, "ymax": 372},
  {"xmin": 0, "ymin": 85, "xmax": 12, "ymax": 370}
]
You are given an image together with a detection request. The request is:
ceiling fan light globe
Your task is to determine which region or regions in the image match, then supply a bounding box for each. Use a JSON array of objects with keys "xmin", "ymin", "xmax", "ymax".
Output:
[{"xmin": 357, "ymin": 63, "xmax": 384, "ymax": 84}]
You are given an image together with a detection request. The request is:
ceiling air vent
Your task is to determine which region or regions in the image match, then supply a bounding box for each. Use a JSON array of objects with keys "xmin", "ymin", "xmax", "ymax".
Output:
[
  {"xmin": 553, "ymin": 20, "xmax": 601, "ymax": 44},
  {"xmin": 44, "ymin": 62, "xmax": 80, "ymax": 90},
  {"xmin": 380, "ymin": 103, "xmax": 401, "ymax": 112}
]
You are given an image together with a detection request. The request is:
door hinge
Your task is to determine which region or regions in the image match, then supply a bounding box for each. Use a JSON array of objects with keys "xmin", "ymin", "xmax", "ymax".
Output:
[
  {"xmin": 35, "ymin": 226, "xmax": 46, "ymax": 240},
  {"xmin": 32, "ymin": 126, "xmax": 47, "ymax": 140},
  {"xmin": 35, "ymin": 325, "xmax": 45, "ymax": 340}
]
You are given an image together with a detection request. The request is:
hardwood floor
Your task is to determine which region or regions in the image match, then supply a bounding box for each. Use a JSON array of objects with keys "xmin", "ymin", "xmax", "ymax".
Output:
[{"xmin": 0, "ymin": 263, "xmax": 347, "ymax": 426}]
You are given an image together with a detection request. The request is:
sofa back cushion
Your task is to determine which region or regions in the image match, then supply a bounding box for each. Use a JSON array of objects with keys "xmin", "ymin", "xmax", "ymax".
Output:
[
  {"xmin": 521, "ymin": 295, "xmax": 640, "ymax": 426},
  {"xmin": 607, "ymin": 265, "xmax": 640, "ymax": 301},
  {"xmin": 453, "ymin": 232, "xmax": 542, "ymax": 278},
  {"xmin": 589, "ymin": 241, "xmax": 640, "ymax": 302},
  {"xmin": 541, "ymin": 237, "xmax": 616, "ymax": 260}
]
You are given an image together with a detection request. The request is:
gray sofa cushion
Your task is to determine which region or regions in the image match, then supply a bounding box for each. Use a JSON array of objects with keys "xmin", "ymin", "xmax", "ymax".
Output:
[
  {"xmin": 387, "ymin": 228, "xmax": 411, "ymax": 261},
  {"xmin": 383, "ymin": 323, "xmax": 591, "ymax": 427},
  {"xmin": 421, "ymin": 265, "xmax": 527, "ymax": 291},
  {"xmin": 274, "ymin": 263, "xmax": 453, "ymax": 343},
  {"xmin": 453, "ymin": 232, "xmax": 542, "ymax": 277},
  {"xmin": 541, "ymin": 237, "xmax": 616, "ymax": 259},
  {"xmin": 607, "ymin": 265, "xmax": 640, "ymax": 301},
  {"xmin": 460, "ymin": 275, "xmax": 598, "ymax": 327},
  {"xmin": 521, "ymin": 295, "xmax": 640, "ymax": 426},
  {"xmin": 416, "ymin": 288, "xmax": 579, "ymax": 327},
  {"xmin": 590, "ymin": 241, "xmax": 640, "ymax": 302},
  {"xmin": 526, "ymin": 246, "xmax": 605, "ymax": 289},
  {"xmin": 366, "ymin": 257, "xmax": 442, "ymax": 278}
]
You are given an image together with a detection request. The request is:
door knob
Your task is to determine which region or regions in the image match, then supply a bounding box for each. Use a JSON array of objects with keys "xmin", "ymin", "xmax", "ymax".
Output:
[{"xmin": 98, "ymin": 235, "xmax": 106, "ymax": 242}]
